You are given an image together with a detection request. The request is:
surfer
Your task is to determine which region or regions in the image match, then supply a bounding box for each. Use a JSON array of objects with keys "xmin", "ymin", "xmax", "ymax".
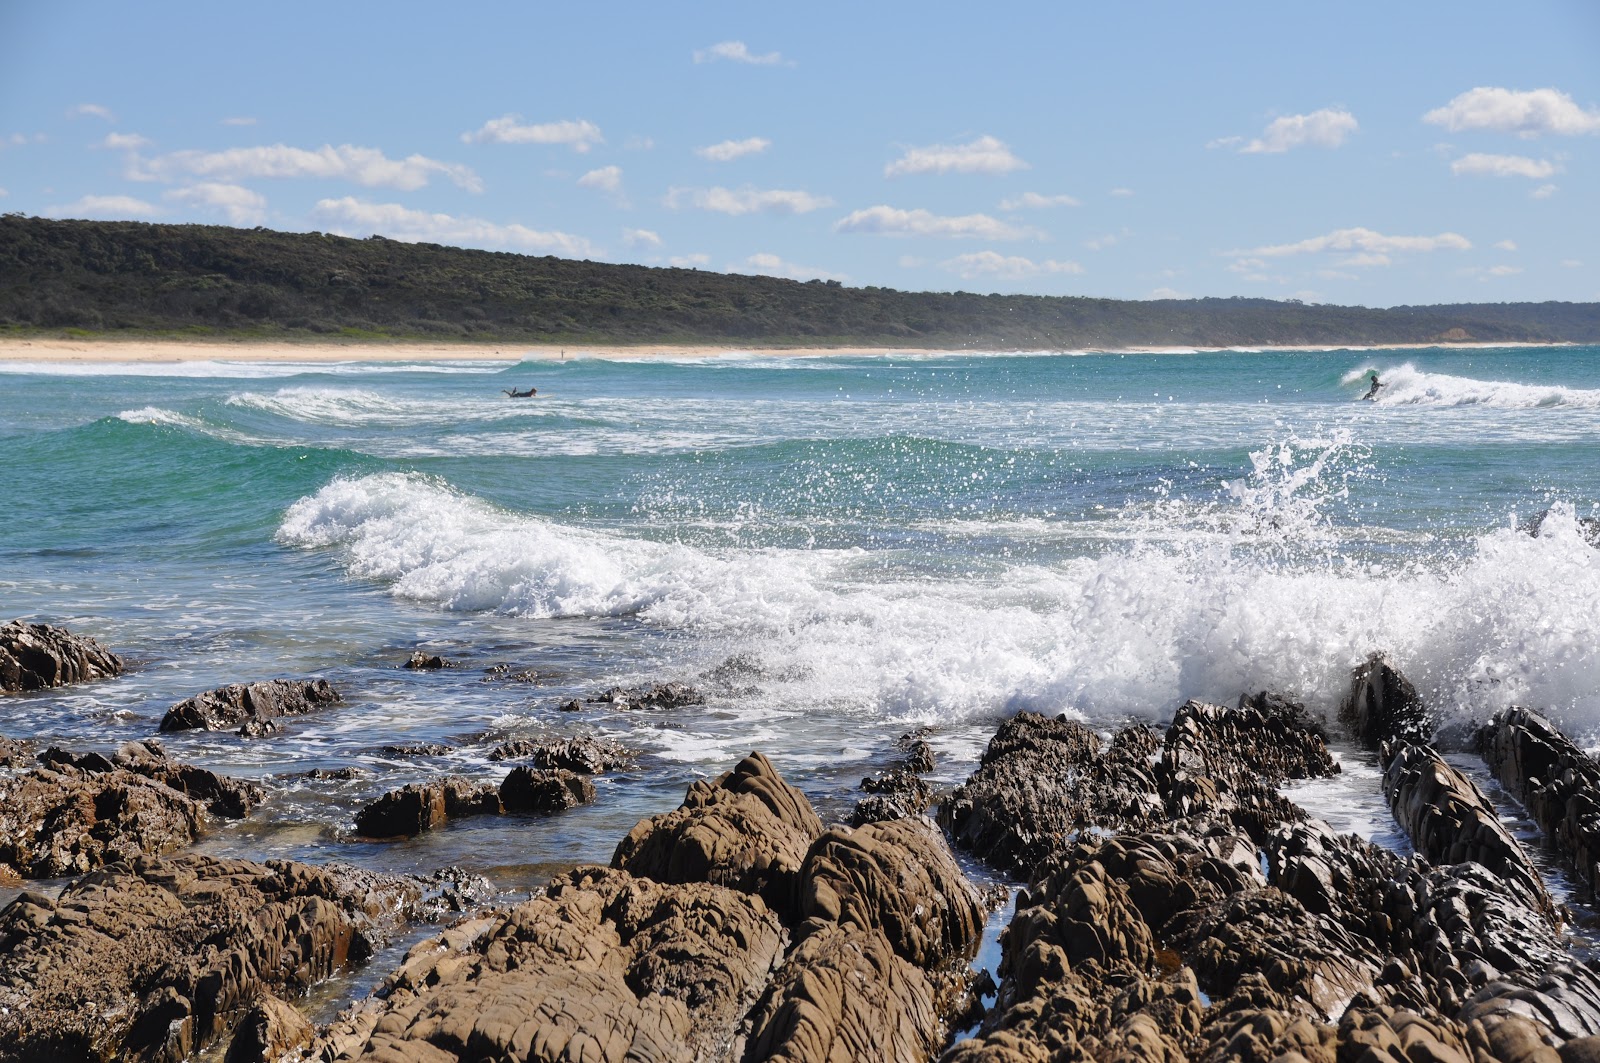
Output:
[
  {"xmin": 503, "ymin": 386, "xmax": 537, "ymax": 398},
  {"xmin": 1362, "ymin": 371, "xmax": 1384, "ymax": 401}
]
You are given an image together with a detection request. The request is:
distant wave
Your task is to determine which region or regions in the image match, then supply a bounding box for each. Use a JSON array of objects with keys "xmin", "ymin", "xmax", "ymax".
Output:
[
  {"xmin": 1345, "ymin": 363, "xmax": 1600, "ymax": 408},
  {"xmin": 279, "ymin": 470, "xmax": 1600, "ymax": 728}
]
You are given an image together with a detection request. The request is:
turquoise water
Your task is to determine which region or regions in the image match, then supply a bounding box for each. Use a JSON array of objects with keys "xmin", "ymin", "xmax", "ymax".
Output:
[{"xmin": 3, "ymin": 345, "xmax": 1600, "ymax": 887}]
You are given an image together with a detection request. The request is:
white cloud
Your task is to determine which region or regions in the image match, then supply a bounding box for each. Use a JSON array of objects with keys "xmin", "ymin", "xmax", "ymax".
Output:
[
  {"xmin": 577, "ymin": 165, "xmax": 622, "ymax": 192},
  {"xmin": 1424, "ymin": 87, "xmax": 1600, "ymax": 137},
  {"xmin": 1226, "ymin": 257, "xmax": 1267, "ymax": 273},
  {"xmin": 1532, "ymin": 183, "xmax": 1559, "ymax": 199},
  {"xmin": 1337, "ymin": 252, "xmax": 1392, "ymax": 268},
  {"xmin": 623, "ymin": 228, "xmax": 661, "ymax": 249},
  {"xmin": 44, "ymin": 194, "xmax": 160, "ymax": 219},
  {"xmin": 2, "ymin": 132, "xmax": 46, "ymax": 149},
  {"xmin": 460, "ymin": 115, "xmax": 604, "ymax": 152},
  {"xmin": 1109, "ymin": 187, "xmax": 1134, "ymax": 197},
  {"xmin": 625, "ymin": 135, "xmax": 655, "ymax": 151},
  {"xmin": 1232, "ymin": 227, "xmax": 1472, "ymax": 258},
  {"xmin": 941, "ymin": 251, "xmax": 1083, "ymax": 280},
  {"xmin": 0, "ymin": 188, "xmax": 8, "ymax": 197},
  {"xmin": 693, "ymin": 41, "xmax": 789, "ymax": 66},
  {"xmin": 834, "ymin": 205, "xmax": 1032, "ymax": 240},
  {"xmin": 669, "ymin": 253, "xmax": 711, "ymax": 268},
  {"xmin": 312, "ymin": 197, "xmax": 597, "ymax": 258},
  {"xmin": 1562, "ymin": 259, "xmax": 1583, "ymax": 268},
  {"xmin": 885, "ymin": 135, "xmax": 1027, "ymax": 177},
  {"xmin": 1488, "ymin": 265, "xmax": 1522, "ymax": 276},
  {"xmin": 999, "ymin": 191, "xmax": 1080, "ymax": 210},
  {"xmin": 1240, "ymin": 108, "xmax": 1358, "ymax": 153},
  {"xmin": 1149, "ymin": 287, "xmax": 1191, "ymax": 300},
  {"xmin": 729, "ymin": 252, "xmax": 844, "ymax": 282},
  {"xmin": 1494, "ymin": 239, "xmax": 1518, "ymax": 251},
  {"xmin": 164, "ymin": 182, "xmax": 267, "ymax": 225},
  {"xmin": 221, "ymin": 116, "xmax": 257, "ymax": 127},
  {"xmin": 1084, "ymin": 232, "xmax": 1124, "ymax": 251},
  {"xmin": 1206, "ymin": 135, "xmax": 1245, "ymax": 150},
  {"xmin": 140, "ymin": 143, "xmax": 481, "ymax": 192},
  {"xmin": 695, "ymin": 136, "xmax": 771, "ymax": 162},
  {"xmin": 665, "ymin": 185, "xmax": 832, "ymax": 215},
  {"xmin": 101, "ymin": 132, "xmax": 151, "ymax": 151},
  {"xmin": 1316, "ymin": 270, "xmax": 1360, "ymax": 281},
  {"xmin": 70, "ymin": 103, "xmax": 115, "ymax": 122},
  {"xmin": 1450, "ymin": 153, "xmax": 1558, "ymax": 178}
]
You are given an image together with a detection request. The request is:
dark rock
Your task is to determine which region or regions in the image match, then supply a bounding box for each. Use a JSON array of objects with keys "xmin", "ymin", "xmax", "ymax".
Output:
[
  {"xmin": 587, "ymin": 681, "xmax": 704, "ymax": 710},
  {"xmin": 499, "ymin": 766, "xmax": 595, "ymax": 814},
  {"xmin": 160, "ymin": 678, "xmax": 341, "ymax": 733},
  {"xmin": 896, "ymin": 729, "xmax": 936, "ymax": 773},
  {"xmin": 557, "ymin": 698, "xmax": 583, "ymax": 712},
  {"xmin": 0, "ymin": 853, "xmax": 418, "ymax": 1062},
  {"xmin": 0, "ymin": 736, "xmax": 35, "ymax": 769},
  {"xmin": 0, "ymin": 619, "xmax": 122, "ymax": 694},
  {"xmin": 379, "ymin": 742, "xmax": 454, "ymax": 757},
  {"xmin": 488, "ymin": 735, "xmax": 633, "ymax": 773},
  {"xmin": 482, "ymin": 663, "xmax": 540, "ymax": 682},
  {"xmin": 403, "ymin": 651, "xmax": 453, "ymax": 670},
  {"xmin": 110, "ymin": 738, "xmax": 264, "ymax": 818},
  {"xmin": 1342, "ymin": 651, "xmax": 1432, "ymax": 748},
  {"xmin": 353, "ymin": 777, "xmax": 503, "ymax": 838},
  {"xmin": 1477, "ymin": 706, "xmax": 1600, "ymax": 900},
  {"xmin": 1523, "ymin": 508, "xmax": 1600, "ymax": 548},
  {"xmin": 612, "ymin": 751, "xmax": 823, "ymax": 919},
  {"xmin": 851, "ymin": 768, "xmax": 933, "ymax": 826},
  {"xmin": 223, "ymin": 993, "xmax": 313, "ymax": 1063}
]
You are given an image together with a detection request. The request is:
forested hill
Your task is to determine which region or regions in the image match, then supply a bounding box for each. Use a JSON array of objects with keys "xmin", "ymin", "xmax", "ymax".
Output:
[{"xmin": 3, "ymin": 215, "xmax": 1597, "ymax": 348}]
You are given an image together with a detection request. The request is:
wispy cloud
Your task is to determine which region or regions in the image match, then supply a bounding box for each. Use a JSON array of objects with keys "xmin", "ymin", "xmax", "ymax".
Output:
[
  {"xmin": 1494, "ymin": 239, "xmax": 1518, "ymax": 251},
  {"xmin": 138, "ymin": 143, "xmax": 482, "ymax": 192},
  {"xmin": 729, "ymin": 252, "xmax": 844, "ymax": 282},
  {"xmin": 669, "ymin": 253, "xmax": 710, "ymax": 268},
  {"xmin": 1450, "ymin": 153, "xmax": 1558, "ymax": 178},
  {"xmin": 1532, "ymin": 183, "xmax": 1559, "ymax": 199},
  {"xmin": 44, "ymin": 194, "xmax": 160, "ymax": 219},
  {"xmin": 1230, "ymin": 226, "xmax": 1471, "ymax": 259},
  {"xmin": 577, "ymin": 165, "xmax": 622, "ymax": 193},
  {"xmin": 312, "ymin": 197, "xmax": 597, "ymax": 258},
  {"xmin": 1148, "ymin": 287, "xmax": 1192, "ymax": 300},
  {"xmin": 622, "ymin": 228, "xmax": 661, "ymax": 249},
  {"xmin": 941, "ymin": 251, "xmax": 1083, "ymax": 280},
  {"xmin": 1109, "ymin": 187, "xmax": 1134, "ymax": 197},
  {"xmin": 164, "ymin": 182, "xmax": 267, "ymax": 225},
  {"xmin": 665, "ymin": 185, "xmax": 832, "ymax": 215},
  {"xmin": 102, "ymin": 132, "xmax": 151, "ymax": 151},
  {"xmin": 693, "ymin": 40, "xmax": 790, "ymax": 66},
  {"xmin": 999, "ymin": 191, "xmax": 1080, "ymax": 210},
  {"xmin": 1424, "ymin": 87, "xmax": 1600, "ymax": 137},
  {"xmin": 835, "ymin": 205, "xmax": 1033, "ymax": 240},
  {"xmin": 460, "ymin": 115, "xmax": 604, "ymax": 152},
  {"xmin": 70, "ymin": 103, "xmax": 115, "ymax": 122},
  {"xmin": 695, "ymin": 136, "xmax": 771, "ymax": 162},
  {"xmin": 885, "ymin": 135, "xmax": 1027, "ymax": 177},
  {"xmin": 1232, "ymin": 108, "xmax": 1358, "ymax": 154}
]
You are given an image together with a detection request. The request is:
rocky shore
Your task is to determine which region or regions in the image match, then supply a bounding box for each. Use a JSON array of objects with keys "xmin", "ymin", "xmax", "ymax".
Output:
[{"xmin": 6, "ymin": 619, "xmax": 1600, "ymax": 1062}]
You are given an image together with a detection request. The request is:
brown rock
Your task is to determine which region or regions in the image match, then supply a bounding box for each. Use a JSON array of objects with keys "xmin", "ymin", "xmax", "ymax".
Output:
[
  {"xmin": 224, "ymin": 993, "xmax": 314, "ymax": 1063},
  {"xmin": 499, "ymin": 767, "xmax": 595, "ymax": 814},
  {"xmin": 354, "ymin": 777, "xmax": 503, "ymax": 838},
  {"xmin": 403, "ymin": 651, "xmax": 453, "ymax": 670},
  {"xmin": 159, "ymin": 678, "xmax": 341, "ymax": 733},
  {"xmin": 1342, "ymin": 651, "xmax": 1432, "ymax": 749},
  {"xmin": 488, "ymin": 735, "xmax": 633, "ymax": 773},
  {"xmin": 0, "ymin": 619, "xmax": 122, "ymax": 693}
]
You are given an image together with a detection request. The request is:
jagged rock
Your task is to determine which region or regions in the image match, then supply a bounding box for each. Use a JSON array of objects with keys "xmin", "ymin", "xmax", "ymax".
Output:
[
  {"xmin": 380, "ymin": 742, "xmax": 454, "ymax": 757},
  {"xmin": 160, "ymin": 678, "xmax": 341, "ymax": 733},
  {"xmin": 852, "ymin": 768, "xmax": 934, "ymax": 825},
  {"xmin": 1342, "ymin": 652, "xmax": 1432, "ymax": 749},
  {"xmin": 224, "ymin": 993, "xmax": 314, "ymax": 1063},
  {"xmin": 585, "ymin": 681, "xmax": 705, "ymax": 710},
  {"xmin": 499, "ymin": 767, "xmax": 595, "ymax": 814},
  {"xmin": 488, "ymin": 735, "xmax": 633, "ymax": 773},
  {"xmin": 0, "ymin": 736, "xmax": 35, "ymax": 769},
  {"xmin": 309, "ymin": 866, "xmax": 787, "ymax": 1063},
  {"xmin": 613, "ymin": 752, "xmax": 824, "ymax": 919},
  {"xmin": 481, "ymin": 663, "xmax": 540, "ymax": 683},
  {"xmin": 403, "ymin": 651, "xmax": 453, "ymax": 670},
  {"xmin": 1523, "ymin": 508, "xmax": 1600, "ymax": 548},
  {"xmin": 0, "ymin": 853, "xmax": 418, "ymax": 1063},
  {"xmin": 798, "ymin": 816, "xmax": 984, "ymax": 971},
  {"xmin": 0, "ymin": 619, "xmax": 122, "ymax": 693},
  {"xmin": 897, "ymin": 730, "xmax": 936, "ymax": 774},
  {"xmin": 1477, "ymin": 707, "xmax": 1600, "ymax": 900},
  {"xmin": 354, "ymin": 777, "xmax": 502, "ymax": 838},
  {"xmin": 0, "ymin": 744, "xmax": 260, "ymax": 879}
]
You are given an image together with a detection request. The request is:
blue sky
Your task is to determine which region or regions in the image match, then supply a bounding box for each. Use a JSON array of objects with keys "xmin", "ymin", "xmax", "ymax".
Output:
[{"xmin": 3, "ymin": 0, "xmax": 1598, "ymax": 305}]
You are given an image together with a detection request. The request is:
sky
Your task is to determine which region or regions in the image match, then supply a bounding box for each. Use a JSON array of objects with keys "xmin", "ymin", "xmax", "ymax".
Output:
[{"xmin": 2, "ymin": 0, "xmax": 1598, "ymax": 306}]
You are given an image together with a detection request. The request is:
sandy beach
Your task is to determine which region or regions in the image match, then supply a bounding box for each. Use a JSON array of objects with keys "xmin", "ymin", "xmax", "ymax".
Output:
[{"xmin": 0, "ymin": 336, "xmax": 1570, "ymax": 364}]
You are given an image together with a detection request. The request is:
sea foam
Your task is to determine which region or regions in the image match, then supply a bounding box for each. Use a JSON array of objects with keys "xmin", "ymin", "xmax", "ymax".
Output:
[
  {"xmin": 279, "ymin": 470, "xmax": 1600, "ymax": 734},
  {"xmin": 1346, "ymin": 363, "xmax": 1600, "ymax": 408}
]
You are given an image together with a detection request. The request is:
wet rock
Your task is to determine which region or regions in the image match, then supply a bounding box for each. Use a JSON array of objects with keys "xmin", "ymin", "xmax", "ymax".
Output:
[
  {"xmin": 499, "ymin": 766, "xmax": 595, "ymax": 814},
  {"xmin": 354, "ymin": 777, "xmax": 503, "ymax": 838},
  {"xmin": 1477, "ymin": 706, "xmax": 1600, "ymax": 900},
  {"xmin": 1342, "ymin": 651, "xmax": 1432, "ymax": 749},
  {"xmin": 403, "ymin": 651, "xmax": 453, "ymax": 670},
  {"xmin": 0, "ymin": 619, "xmax": 122, "ymax": 694},
  {"xmin": 482, "ymin": 663, "xmax": 540, "ymax": 683},
  {"xmin": 896, "ymin": 729, "xmax": 936, "ymax": 774},
  {"xmin": 0, "ymin": 736, "xmax": 35, "ymax": 769},
  {"xmin": 0, "ymin": 744, "xmax": 260, "ymax": 880},
  {"xmin": 224, "ymin": 993, "xmax": 314, "ymax": 1063},
  {"xmin": 586, "ymin": 681, "xmax": 705, "ymax": 710},
  {"xmin": 851, "ymin": 769, "xmax": 933, "ymax": 826},
  {"xmin": 160, "ymin": 678, "xmax": 341, "ymax": 734},
  {"xmin": 613, "ymin": 751, "xmax": 824, "ymax": 919},
  {"xmin": 1523, "ymin": 508, "xmax": 1600, "ymax": 548},
  {"xmin": 0, "ymin": 853, "xmax": 418, "ymax": 1062},
  {"xmin": 488, "ymin": 734, "xmax": 633, "ymax": 773},
  {"xmin": 380, "ymin": 742, "xmax": 454, "ymax": 757}
]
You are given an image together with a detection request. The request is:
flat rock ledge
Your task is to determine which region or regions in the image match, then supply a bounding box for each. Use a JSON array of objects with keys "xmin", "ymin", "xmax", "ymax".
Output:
[
  {"xmin": 0, "ymin": 619, "xmax": 122, "ymax": 693},
  {"xmin": 0, "ymin": 738, "xmax": 262, "ymax": 883},
  {"xmin": 159, "ymin": 678, "xmax": 342, "ymax": 735},
  {"xmin": 944, "ymin": 675, "xmax": 1600, "ymax": 1063},
  {"xmin": 353, "ymin": 768, "xmax": 595, "ymax": 838},
  {"xmin": 305, "ymin": 751, "xmax": 987, "ymax": 1062},
  {"xmin": 0, "ymin": 853, "xmax": 420, "ymax": 1063}
]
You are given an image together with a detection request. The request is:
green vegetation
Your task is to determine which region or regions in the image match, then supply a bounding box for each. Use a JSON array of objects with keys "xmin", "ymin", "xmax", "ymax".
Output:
[{"xmin": 3, "ymin": 215, "xmax": 1597, "ymax": 347}]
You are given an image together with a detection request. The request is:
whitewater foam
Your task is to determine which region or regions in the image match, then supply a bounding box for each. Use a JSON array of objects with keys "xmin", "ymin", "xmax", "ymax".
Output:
[{"xmin": 1346, "ymin": 363, "xmax": 1600, "ymax": 408}]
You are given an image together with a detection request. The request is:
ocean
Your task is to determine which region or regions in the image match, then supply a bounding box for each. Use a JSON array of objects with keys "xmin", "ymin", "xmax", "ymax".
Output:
[{"xmin": 3, "ymin": 344, "xmax": 1599, "ymax": 920}]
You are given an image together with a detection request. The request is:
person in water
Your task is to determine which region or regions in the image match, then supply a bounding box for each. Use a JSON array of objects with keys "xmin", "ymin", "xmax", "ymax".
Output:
[{"xmin": 1363, "ymin": 371, "xmax": 1383, "ymax": 400}]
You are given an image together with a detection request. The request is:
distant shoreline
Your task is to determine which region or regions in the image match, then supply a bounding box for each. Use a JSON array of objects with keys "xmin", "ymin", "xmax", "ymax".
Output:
[{"xmin": 0, "ymin": 336, "xmax": 1574, "ymax": 364}]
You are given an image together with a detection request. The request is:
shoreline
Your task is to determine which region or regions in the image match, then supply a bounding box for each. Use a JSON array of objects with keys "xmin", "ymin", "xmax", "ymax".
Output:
[{"xmin": 0, "ymin": 336, "xmax": 1574, "ymax": 364}]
